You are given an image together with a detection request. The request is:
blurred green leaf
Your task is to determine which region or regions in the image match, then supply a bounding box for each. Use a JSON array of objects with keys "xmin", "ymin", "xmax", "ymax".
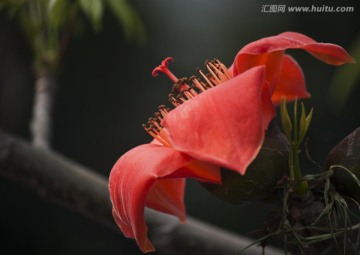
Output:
[
  {"xmin": 79, "ymin": 0, "xmax": 104, "ymax": 30},
  {"xmin": 48, "ymin": 0, "xmax": 69, "ymax": 31},
  {"xmin": 299, "ymin": 103, "xmax": 306, "ymax": 142},
  {"xmin": 105, "ymin": 0, "xmax": 146, "ymax": 43},
  {"xmin": 0, "ymin": 0, "xmax": 25, "ymax": 17},
  {"xmin": 280, "ymin": 98, "xmax": 292, "ymax": 142},
  {"xmin": 1, "ymin": 0, "xmax": 146, "ymax": 71},
  {"xmin": 298, "ymin": 102, "xmax": 313, "ymax": 144},
  {"xmin": 304, "ymin": 108, "xmax": 313, "ymax": 136}
]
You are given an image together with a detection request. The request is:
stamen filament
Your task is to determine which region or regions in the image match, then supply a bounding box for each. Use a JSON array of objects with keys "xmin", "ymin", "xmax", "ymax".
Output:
[
  {"xmin": 215, "ymin": 59, "xmax": 232, "ymax": 80},
  {"xmin": 189, "ymin": 88, "xmax": 198, "ymax": 96},
  {"xmin": 190, "ymin": 76, "xmax": 207, "ymax": 92},
  {"xmin": 207, "ymin": 61, "xmax": 228, "ymax": 82},
  {"xmin": 154, "ymin": 112, "xmax": 163, "ymax": 121},
  {"xmin": 154, "ymin": 129, "xmax": 171, "ymax": 146},
  {"xmin": 177, "ymin": 94, "xmax": 187, "ymax": 103},
  {"xmin": 197, "ymin": 69, "xmax": 215, "ymax": 88},
  {"xmin": 205, "ymin": 61, "xmax": 222, "ymax": 85},
  {"xmin": 183, "ymin": 90, "xmax": 194, "ymax": 100},
  {"xmin": 143, "ymin": 124, "xmax": 169, "ymax": 146},
  {"xmin": 143, "ymin": 122, "xmax": 171, "ymax": 147}
]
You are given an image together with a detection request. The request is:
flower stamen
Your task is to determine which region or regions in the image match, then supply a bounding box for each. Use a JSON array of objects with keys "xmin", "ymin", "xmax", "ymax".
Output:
[
  {"xmin": 215, "ymin": 59, "xmax": 232, "ymax": 80},
  {"xmin": 158, "ymin": 105, "xmax": 170, "ymax": 118},
  {"xmin": 176, "ymin": 94, "xmax": 187, "ymax": 104},
  {"xmin": 197, "ymin": 68, "xmax": 215, "ymax": 88},
  {"xmin": 168, "ymin": 94, "xmax": 181, "ymax": 107},
  {"xmin": 145, "ymin": 57, "xmax": 233, "ymax": 145},
  {"xmin": 190, "ymin": 76, "xmax": 207, "ymax": 92},
  {"xmin": 172, "ymin": 78, "xmax": 191, "ymax": 93},
  {"xmin": 205, "ymin": 61, "xmax": 222, "ymax": 85},
  {"xmin": 143, "ymin": 114, "xmax": 171, "ymax": 147}
]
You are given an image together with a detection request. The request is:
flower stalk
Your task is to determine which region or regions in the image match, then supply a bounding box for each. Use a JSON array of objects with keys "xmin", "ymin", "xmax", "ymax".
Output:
[
  {"xmin": 290, "ymin": 142, "xmax": 309, "ymax": 197},
  {"xmin": 281, "ymin": 98, "xmax": 313, "ymax": 197}
]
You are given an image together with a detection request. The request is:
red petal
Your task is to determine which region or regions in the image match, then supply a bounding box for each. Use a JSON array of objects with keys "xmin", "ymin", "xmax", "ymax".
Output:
[
  {"xmin": 109, "ymin": 144, "xmax": 220, "ymax": 252},
  {"xmin": 261, "ymin": 82, "xmax": 276, "ymax": 131},
  {"xmin": 163, "ymin": 66, "xmax": 275, "ymax": 175},
  {"xmin": 271, "ymin": 54, "xmax": 311, "ymax": 105},
  {"xmin": 171, "ymin": 161, "xmax": 221, "ymax": 182},
  {"xmin": 278, "ymin": 32, "xmax": 355, "ymax": 65},
  {"xmin": 147, "ymin": 162, "xmax": 221, "ymax": 215},
  {"xmin": 146, "ymin": 178, "xmax": 186, "ymax": 220},
  {"xmin": 233, "ymin": 31, "xmax": 354, "ymax": 96},
  {"xmin": 235, "ymin": 32, "xmax": 354, "ymax": 66},
  {"xmin": 234, "ymin": 50, "xmax": 284, "ymax": 94},
  {"xmin": 109, "ymin": 144, "xmax": 189, "ymax": 252}
]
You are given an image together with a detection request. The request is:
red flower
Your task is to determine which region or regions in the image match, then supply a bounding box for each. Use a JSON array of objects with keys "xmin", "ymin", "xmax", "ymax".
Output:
[
  {"xmin": 110, "ymin": 65, "xmax": 272, "ymax": 252},
  {"xmin": 109, "ymin": 32, "xmax": 353, "ymax": 252}
]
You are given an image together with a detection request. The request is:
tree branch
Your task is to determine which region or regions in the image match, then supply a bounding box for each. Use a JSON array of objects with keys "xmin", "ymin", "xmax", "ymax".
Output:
[
  {"xmin": 0, "ymin": 131, "xmax": 283, "ymax": 255},
  {"xmin": 30, "ymin": 72, "xmax": 56, "ymax": 149}
]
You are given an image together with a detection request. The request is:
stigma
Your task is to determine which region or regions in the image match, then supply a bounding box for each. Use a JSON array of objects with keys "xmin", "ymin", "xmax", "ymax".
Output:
[{"xmin": 144, "ymin": 57, "xmax": 232, "ymax": 146}]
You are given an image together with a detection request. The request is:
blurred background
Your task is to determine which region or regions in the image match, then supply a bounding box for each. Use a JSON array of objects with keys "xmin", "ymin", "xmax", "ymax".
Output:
[{"xmin": 0, "ymin": 0, "xmax": 360, "ymax": 254}]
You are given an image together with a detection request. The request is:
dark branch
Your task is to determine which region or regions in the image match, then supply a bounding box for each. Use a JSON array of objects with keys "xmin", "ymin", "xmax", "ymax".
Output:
[{"xmin": 0, "ymin": 131, "xmax": 283, "ymax": 255}]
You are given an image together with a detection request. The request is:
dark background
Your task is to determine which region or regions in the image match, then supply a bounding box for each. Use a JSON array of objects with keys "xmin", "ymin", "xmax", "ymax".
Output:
[{"xmin": 1, "ymin": 0, "xmax": 360, "ymax": 254}]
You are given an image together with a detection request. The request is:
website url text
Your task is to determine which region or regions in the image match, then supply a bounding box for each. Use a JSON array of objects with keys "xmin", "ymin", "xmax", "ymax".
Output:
[{"xmin": 261, "ymin": 5, "xmax": 355, "ymax": 13}]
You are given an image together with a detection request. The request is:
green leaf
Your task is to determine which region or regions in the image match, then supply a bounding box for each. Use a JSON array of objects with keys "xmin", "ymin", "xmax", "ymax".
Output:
[
  {"xmin": 305, "ymin": 107, "xmax": 313, "ymax": 136},
  {"xmin": 299, "ymin": 102, "xmax": 307, "ymax": 143},
  {"xmin": 293, "ymin": 98, "xmax": 298, "ymax": 142},
  {"xmin": 280, "ymin": 98, "xmax": 292, "ymax": 142},
  {"xmin": 298, "ymin": 102, "xmax": 313, "ymax": 144},
  {"xmin": 105, "ymin": 0, "xmax": 146, "ymax": 43},
  {"xmin": 79, "ymin": 0, "xmax": 104, "ymax": 30},
  {"xmin": 327, "ymin": 33, "xmax": 360, "ymax": 111},
  {"xmin": 0, "ymin": 0, "xmax": 25, "ymax": 17},
  {"xmin": 47, "ymin": 0, "xmax": 69, "ymax": 31},
  {"xmin": 47, "ymin": 0, "xmax": 70, "ymax": 56}
]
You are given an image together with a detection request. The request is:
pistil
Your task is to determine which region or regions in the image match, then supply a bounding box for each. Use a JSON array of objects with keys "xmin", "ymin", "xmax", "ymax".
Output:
[{"xmin": 152, "ymin": 57, "xmax": 178, "ymax": 83}]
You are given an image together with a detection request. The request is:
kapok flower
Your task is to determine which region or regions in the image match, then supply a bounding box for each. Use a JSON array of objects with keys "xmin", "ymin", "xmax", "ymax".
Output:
[
  {"xmin": 109, "ymin": 32, "xmax": 353, "ymax": 253},
  {"xmin": 110, "ymin": 63, "xmax": 274, "ymax": 252}
]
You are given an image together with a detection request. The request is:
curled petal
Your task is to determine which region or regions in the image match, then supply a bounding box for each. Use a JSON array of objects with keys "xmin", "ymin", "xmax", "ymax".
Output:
[
  {"xmin": 233, "ymin": 31, "xmax": 354, "ymax": 98},
  {"xmin": 234, "ymin": 50, "xmax": 284, "ymax": 95},
  {"xmin": 109, "ymin": 144, "xmax": 220, "ymax": 252},
  {"xmin": 235, "ymin": 31, "xmax": 354, "ymax": 66},
  {"xmin": 278, "ymin": 32, "xmax": 355, "ymax": 65},
  {"xmin": 271, "ymin": 54, "xmax": 311, "ymax": 104},
  {"xmin": 163, "ymin": 66, "xmax": 275, "ymax": 175},
  {"xmin": 146, "ymin": 178, "xmax": 186, "ymax": 221}
]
